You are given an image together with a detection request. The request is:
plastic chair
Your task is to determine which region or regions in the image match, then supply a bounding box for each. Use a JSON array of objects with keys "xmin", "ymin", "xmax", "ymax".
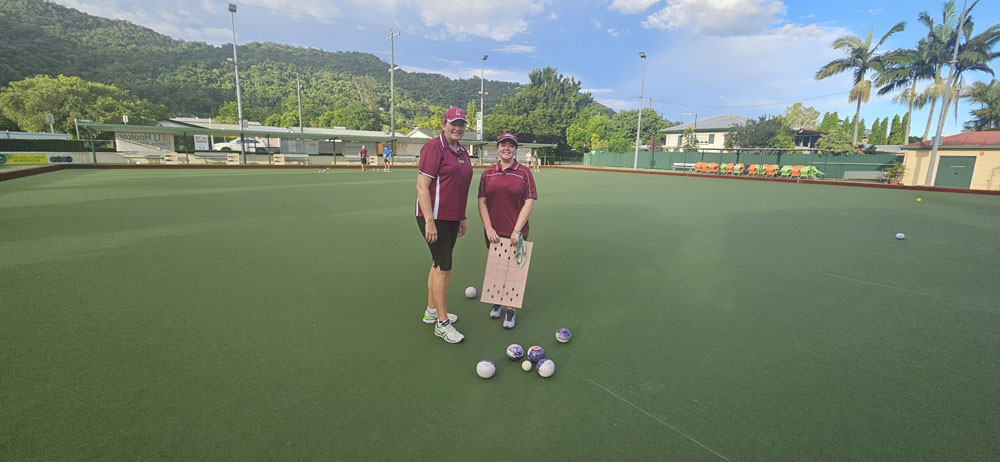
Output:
[
  {"xmin": 764, "ymin": 164, "xmax": 778, "ymax": 177},
  {"xmin": 695, "ymin": 162, "xmax": 706, "ymax": 173},
  {"xmin": 734, "ymin": 163, "xmax": 745, "ymax": 175},
  {"xmin": 708, "ymin": 163, "xmax": 719, "ymax": 174},
  {"xmin": 747, "ymin": 164, "xmax": 759, "ymax": 176},
  {"xmin": 791, "ymin": 165, "xmax": 803, "ymax": 179},
  {"xmin": 780, "ymin": 165, "xmax": 793, "ymax": 178}
]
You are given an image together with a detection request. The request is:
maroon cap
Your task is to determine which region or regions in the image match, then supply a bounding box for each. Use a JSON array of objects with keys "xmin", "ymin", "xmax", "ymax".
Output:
[
  {"xmin": 443, "ymin": 107, "xmax": 467, "ymax": 123},
  {"xmin": 497, "ymin": 132, "xmax": 518, "ymax": 146}
]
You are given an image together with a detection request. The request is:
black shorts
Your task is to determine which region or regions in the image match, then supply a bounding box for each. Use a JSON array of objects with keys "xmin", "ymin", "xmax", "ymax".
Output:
[
  {"xmin": 360, "ymin": 157, "xmax": 368, "ymax": 164},
  {"xmin": 417, "ymin": 217, "xmax": 461, "ymax": 271}
]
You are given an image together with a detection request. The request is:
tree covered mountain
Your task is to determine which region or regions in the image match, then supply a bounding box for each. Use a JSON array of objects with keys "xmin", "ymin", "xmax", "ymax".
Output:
[{"xmin": 0, "ymin": 0, "xmax": 525, "ymax": 128}]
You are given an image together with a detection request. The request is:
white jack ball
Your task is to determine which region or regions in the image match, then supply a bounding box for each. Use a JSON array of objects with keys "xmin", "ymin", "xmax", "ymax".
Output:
[
  {"xmin": 476, "ymin": 359, "xmax": 495, "ymax": 379},
  {"xmin": 465, "ymin": 286, "xmax": 478, "ymax": 298},
  {"xmin": 521, "ymin": 360, "xmax": 533, "ymax": 372}
]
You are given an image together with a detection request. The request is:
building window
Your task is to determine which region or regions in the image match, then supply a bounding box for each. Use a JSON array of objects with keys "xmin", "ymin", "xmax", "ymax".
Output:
[
  {"xmin": 708, "ymin": 134, "xmax": 715, "ymax": 144},
  {"xmin": 676, "ymin": 135, "xmax": 682, "ymax": 146}
]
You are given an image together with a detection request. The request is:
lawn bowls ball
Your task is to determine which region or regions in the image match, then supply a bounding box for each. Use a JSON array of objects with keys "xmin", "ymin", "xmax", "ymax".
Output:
[
  {"xmin": 476, "ymin": 359, "xmax": 496, "ymax": 379},
  {"xmin": 895, "ymin": 233, "xmax": 905, "ymax": 240},
  {"xmin": 555, "ymin": 328, "xmax": 572, "ymax": 343},
  {"xmin": 506, "ymin": 344, "xmax": 524, "ymax": 360},
  {"xmin": 537, "ymin": 359, "xmax": 555, "ymax": 378},
  {"xmin": 527, "ymin": 346, "xmax": 545, "ymax": 363},
  {"xmin": 465, "ymin": 286, "xmax": 478, "ymax": 298}
]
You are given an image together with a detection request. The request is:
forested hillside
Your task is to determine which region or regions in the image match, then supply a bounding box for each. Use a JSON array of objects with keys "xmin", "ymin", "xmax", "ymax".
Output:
[{"xmin": 0, "ymin": 0, "xmax": 522, "ymax": 128}]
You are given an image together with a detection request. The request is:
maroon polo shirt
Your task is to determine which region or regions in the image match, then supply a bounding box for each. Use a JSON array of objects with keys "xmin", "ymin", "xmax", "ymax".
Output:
[
  {"xmin": 478, "ymin": 159, "xmax": 538, "ymax": 238},
  {"xmin": 416, "ymin": 133, "xmax": 473, "ymax": 221}
]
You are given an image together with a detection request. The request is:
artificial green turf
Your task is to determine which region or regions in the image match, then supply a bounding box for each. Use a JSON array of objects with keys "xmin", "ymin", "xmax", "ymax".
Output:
[{"xmin": 2, "ymin": 168, "xmax": 998, "ymax": 460}]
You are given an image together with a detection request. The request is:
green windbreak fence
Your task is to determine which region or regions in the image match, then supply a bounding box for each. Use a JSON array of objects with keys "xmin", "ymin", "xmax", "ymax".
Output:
[{"xmin": 583, "ymin": 151, "xmax": 903, "ymax": 179}]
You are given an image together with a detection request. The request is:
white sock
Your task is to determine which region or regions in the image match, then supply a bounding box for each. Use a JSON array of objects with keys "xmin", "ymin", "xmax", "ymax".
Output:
[{"xmin": 425, "ymin": 307, "xmax": 436, "ymax": 314}]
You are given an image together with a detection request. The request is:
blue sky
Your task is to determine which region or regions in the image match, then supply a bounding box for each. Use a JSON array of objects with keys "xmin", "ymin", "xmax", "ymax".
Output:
[{"xmin": 54, "ymin": 0, "xmax": 1000, "ymax": 136}]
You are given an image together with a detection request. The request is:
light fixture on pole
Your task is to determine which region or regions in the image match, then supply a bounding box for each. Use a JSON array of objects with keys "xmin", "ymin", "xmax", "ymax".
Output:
[
  {"xmin": 479, "ymin": 54, "xmax": 488, "ymax": 141},
  {"xmin": 228, "ymin": 3, "xmax": 245, "ymax": 164},
  {"xmin": 633, "ymin": 51, "xmax": 646, "ymax": 170}
]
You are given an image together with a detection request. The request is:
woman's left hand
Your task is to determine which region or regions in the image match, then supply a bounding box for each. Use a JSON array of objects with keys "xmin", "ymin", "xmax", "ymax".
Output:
[
  {"xmin": 510, "ymin": 231, "xmax": 521, "ymax": 247},
  {"xmin": 458, "ymin": 219, "xmax": 467, "ymax": 237}
]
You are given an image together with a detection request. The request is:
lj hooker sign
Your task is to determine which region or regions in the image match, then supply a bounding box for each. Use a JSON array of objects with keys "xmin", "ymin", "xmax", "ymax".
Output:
[{"xmin": 115, "ymin": 132, "xmax": 175, "ymax": 152}]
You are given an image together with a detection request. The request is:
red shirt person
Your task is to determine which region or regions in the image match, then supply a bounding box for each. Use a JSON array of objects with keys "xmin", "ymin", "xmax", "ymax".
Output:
[
  {"xmin": 477, "ymin": 132, "xmax": 537, "ymax": 329},
  {"xmin": 415, "ymin": 107, "xmax": 473, "ymax": 344}
]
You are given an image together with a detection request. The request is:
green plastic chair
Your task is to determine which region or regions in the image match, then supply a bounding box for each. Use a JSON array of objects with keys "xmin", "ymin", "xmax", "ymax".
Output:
[{"xmin": 780, "ymin": 165, "xmax": 793, "ymax": 178}]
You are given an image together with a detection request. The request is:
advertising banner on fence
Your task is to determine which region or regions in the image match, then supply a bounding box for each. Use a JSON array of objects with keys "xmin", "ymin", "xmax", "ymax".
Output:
[
  {"xmin": 115, "ymin": 132, "xmax": 175, "ymax": 152},
  {"xmin": 0, "ymin": 153, "xmax": 47, "ymax": 165},
  {"xmin": 193, "ymin": 134, "xmax": 210, "ymax": 151}
]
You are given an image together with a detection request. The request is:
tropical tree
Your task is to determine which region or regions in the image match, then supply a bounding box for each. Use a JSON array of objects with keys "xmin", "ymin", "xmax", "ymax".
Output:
[
  {"xmin": 816, "ymin": 21, "xmax": 906, "ymax": 144},
  {"xmin": 783, "ymin": 102, "xmax": 820, "ymax": 129},
  {"xmin": 876, "ymin": 47, "xmax": 934, "ymax": 142},
  {"xmin": 682, "ymin": 127, "xmax": 699, "ymax": 151},
  {"xmin": 963, "ymin": 79, "xmax": 1000, "ymax": 130},
  {"xmin": 816, "ymin": 129, "xmax": 856, "ymax": 154},
  {"xmin": 725, "ymin": 115, "xmax": 791, "ymax": 148},
  {"xmin": 0, "ymin": 74, "xmax": 164, "ymax": 135}
]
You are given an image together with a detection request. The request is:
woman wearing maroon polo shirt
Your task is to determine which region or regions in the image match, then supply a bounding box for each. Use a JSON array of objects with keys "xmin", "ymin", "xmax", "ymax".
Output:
[
  {"xmin": 477, "ymin": 132, "xmax": 538, "ymax": 329},
  {"xmin": 415, "ymin": 107, "xmax": 474, "ymax": 344}
]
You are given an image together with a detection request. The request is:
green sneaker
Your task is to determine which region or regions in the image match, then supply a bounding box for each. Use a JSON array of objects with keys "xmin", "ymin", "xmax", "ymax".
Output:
[{"xmin": 423, "ymin": 310, "xmax": 458, "ymax": 324}]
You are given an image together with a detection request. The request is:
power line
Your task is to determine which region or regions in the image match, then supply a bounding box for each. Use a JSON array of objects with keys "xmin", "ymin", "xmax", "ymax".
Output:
[{"xmin": 648, "ymin": 90, "xmax": 851, "ymax": 109}]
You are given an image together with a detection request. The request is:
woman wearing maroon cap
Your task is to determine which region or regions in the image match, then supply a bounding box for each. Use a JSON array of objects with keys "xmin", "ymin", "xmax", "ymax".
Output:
[
  {"xmin": 477, "ymin": 132, "xmax": 538, "ymax": 329},
  {"xmin": 415, "ymin": 107, "xmax": 474, "ymax": 343}
]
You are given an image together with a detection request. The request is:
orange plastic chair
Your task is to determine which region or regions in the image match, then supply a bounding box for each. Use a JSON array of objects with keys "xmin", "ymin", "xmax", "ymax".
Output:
[
  {"xmin": 764, "ymin": 164, "xmax": 779, "ymax": 177},
  {"xmin": 708, "ymin": 163, "xmax": 720, "ymax": 174},
  {"xmin": 734, "ymin": 163, "xmax": 745, "ymax": 175},
  {"xmin": 791, "ymin": 165, "xmax": 803, "ymax": 179},
  {"xmin": 695, "ymin": 162, "xmax": 705, "ymax": 173},
  {"xmin": 747, "ymin": 164, "xmax": 759, "ymax": 175},
  {"xmin": 723, "ymin": 163, "xmax": 734, "ymax": 174}
]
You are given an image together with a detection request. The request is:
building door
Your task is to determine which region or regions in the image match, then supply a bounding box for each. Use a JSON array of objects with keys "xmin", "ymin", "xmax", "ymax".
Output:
[{"xmin": 933, "ymin": 156, "xmax": 975, "ymax": 189}]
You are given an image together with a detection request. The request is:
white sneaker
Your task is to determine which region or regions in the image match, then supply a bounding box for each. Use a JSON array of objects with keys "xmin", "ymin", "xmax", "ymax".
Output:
[
  {"xmin": 434, "ymin": 322, "xmax": 465, "ymax": 343},
  {"xmin": 422, "ymin": 311, "xmax": 458, "ymax": 324},
  {"xmin": 489, "ymin": 305, "xmax": 504, "ymax": 319}
]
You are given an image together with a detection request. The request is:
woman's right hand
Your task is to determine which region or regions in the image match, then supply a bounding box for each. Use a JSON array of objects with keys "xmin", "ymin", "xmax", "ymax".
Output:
[
  {"xmin": 484, "ymin": 227, "xmax": 500, "ymax": 243},
  {"xmin": 425, "ymin": 221, "xmax": 438, "ymax": 243}
]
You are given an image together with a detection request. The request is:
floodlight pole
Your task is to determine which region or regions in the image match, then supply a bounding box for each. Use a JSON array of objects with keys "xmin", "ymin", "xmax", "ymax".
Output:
[
  {"xmin": 633, "ymin": 52, "xmax": 646, "ymax": 169},
  {"xmin": 387, "ymin": 29, "xmax": 399, "ymax": 154},
  {"xmin": 296, "ymin": 73, "xmax": 303, "ymax": 133},
  {"xmin": 479, "ymin": 55, "xmax": 488, "ymax": 141},
  {"xmin": 925, "ymin": 0, "xmax": 969, "ymax": 186},
  {"xmin": 229, "ymin": 3, "xmax": 245, "ymax": 164}
]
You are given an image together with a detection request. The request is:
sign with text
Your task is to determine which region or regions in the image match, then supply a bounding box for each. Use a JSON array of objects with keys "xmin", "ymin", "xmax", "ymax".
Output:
[
  {"xmin": 115, "ymin": 132, "xmax": 174, "ymax": 152},
  {"xmin": 0, "ymin": 153, "xmax": 47, "ymax": 165},
  {"xmin": 193, "ymin": 134, "xmax": 210, "ymax": 151}
]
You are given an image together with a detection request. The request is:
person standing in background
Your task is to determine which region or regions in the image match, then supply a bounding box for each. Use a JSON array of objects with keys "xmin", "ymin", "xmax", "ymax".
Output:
[{"xmin": 359, "ymin": 144, "xmax": 368, "ymax": 171}]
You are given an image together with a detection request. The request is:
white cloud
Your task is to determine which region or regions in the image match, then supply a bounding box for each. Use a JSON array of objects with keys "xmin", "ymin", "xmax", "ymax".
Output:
[
  {"xmin": 642, "ymin": 0, "xmax": 787, "ymax": 36},
  {"xmin": 607, "ymin": 28, "xmax": 621, "ymax": 37},
  {"xmin": 591, "ymin": 18, "xmax": 603, "ymax": 28},
  {"xmin": 494, "ymin": 45, "xmax": 537, "ymax": 54},
  {"xmin": 548, "ymin": 11, "xmax": 558, "ymax": 20},
  {"xmin": 863, "ymin": 8, "xmax": 882, "ymax": 15},
  {"xmin": 609, "ymin": 0, "xmax": 661, "ymax": 14},
  {"xmin": 582, "ymin": 88, "xmax": 616, "ymax": 94},
  {"xmin": 408, "ymin": 0, "xmax": 547, "ymax": 41},
  {"xmin": 644, "ymin": 23, "xmax": 852, "ymax": 112}
]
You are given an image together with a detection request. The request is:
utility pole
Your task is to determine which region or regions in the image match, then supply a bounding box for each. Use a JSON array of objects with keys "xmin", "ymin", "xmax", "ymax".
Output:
[
  {"xmin": 296, "ymin": 73, "xmax": 303, "ymax": 133},
  {"xmin": 229, "ymin": 3, "xmax": 245, "ymax": 164},
  {"xmin": 926, "ymin": 0, "xmax": 970, "ymax": 186},
  {"xmin": 387, "ymin": 29, "xmax": 400, "ymax": 153}
]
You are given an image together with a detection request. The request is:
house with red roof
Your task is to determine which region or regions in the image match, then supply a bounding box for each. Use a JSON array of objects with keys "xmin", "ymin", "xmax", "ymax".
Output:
[{"xmin": 901, "ymin": 131, "xmax": 1000, "ymax": 190}]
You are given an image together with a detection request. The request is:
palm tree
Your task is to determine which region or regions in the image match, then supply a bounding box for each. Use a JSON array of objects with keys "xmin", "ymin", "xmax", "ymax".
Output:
[
  {"xmin": 816, "ymin": 22, "xmax": 906, "ymax": 144},
  {"xmin": 963, "ymin": 79, "xmax": 1000, "ymax": 130},
  {"xmin": 915, "ymin": 2, "xmax": 960, "ymax": 141},
  {"xmin": 943, "ymin": 22, "xmax": 1000, "ymax": 121},
  {"xmin": 877, "ymin": 48, "xmax": 935, "ymax": 143}
]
